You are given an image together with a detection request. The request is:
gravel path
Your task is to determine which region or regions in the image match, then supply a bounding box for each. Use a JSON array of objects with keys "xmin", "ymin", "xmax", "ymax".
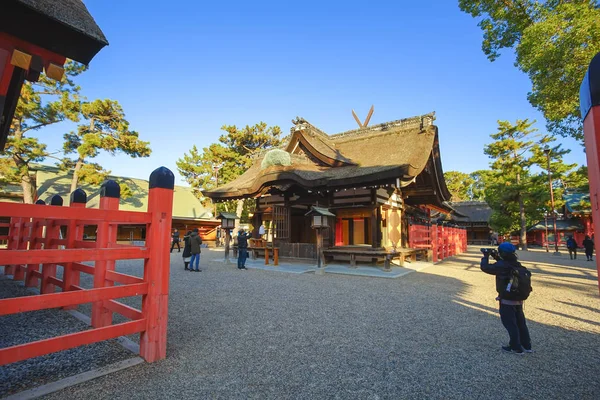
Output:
[
  {"xmin": 0, "ymin": 278, "xmax": 135, "ymax": 398},
  {"xmin": 3, "ymin": 246, "xmax": 600, "ymax": 399}
]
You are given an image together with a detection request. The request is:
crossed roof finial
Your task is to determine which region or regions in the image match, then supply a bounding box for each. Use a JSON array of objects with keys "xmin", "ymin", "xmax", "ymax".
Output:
[{"xmin": 352, "ymin": 105, "xmax": 374, "ymax": 128}]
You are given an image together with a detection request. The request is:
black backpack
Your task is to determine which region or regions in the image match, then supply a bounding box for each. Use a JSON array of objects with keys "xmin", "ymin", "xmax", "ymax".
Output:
[{"xmin": 502, "ymin": 263, "xmax": 532, "ymax": 301}]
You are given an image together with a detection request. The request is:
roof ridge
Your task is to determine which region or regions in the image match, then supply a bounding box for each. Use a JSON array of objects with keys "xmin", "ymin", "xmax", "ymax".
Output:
[{"xmin": 329, "ymin": 112, "xmax": 436, "ymax": 141}]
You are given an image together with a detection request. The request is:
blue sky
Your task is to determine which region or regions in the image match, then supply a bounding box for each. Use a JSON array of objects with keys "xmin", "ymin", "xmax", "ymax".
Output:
[{"xmin": 36, "ymin": 0, "xmax": 587, "ymax": 185}]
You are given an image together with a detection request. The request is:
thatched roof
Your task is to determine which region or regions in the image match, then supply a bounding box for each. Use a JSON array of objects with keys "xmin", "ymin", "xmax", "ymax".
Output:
[
  {"xmin": 204, "ymin": 112, "xmax": 451, "ymax": 210},
  {"xmin": 2, "ymin": 0, "xmax": 108, "ymax": 64}
]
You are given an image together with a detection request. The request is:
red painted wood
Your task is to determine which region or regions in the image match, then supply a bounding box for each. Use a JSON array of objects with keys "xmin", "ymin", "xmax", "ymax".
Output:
[
  {"xmin": 47, "ymin": 276, "xmax": 63, "ymax": 288},
  {"xmin": 0, "ymin": 203, "xmax": 151, "ymax": 224},
  {"xmin": 92, "ymin": 196, "xmax": 119, "ymax": 328},
  {"xmin": 0, "ymin": 247, "xmax": 148, "ymax": 265},
  {"xmin": 13, "ymin": 217, "xmax": 28, "ymax": 281},
  {"xmin": 0, "ymin": 283, "xmax": 148, "ymax": 316},
  {"xmin": 63, "ymin": 201, "xmax": 86, "ymax": 309},
  {"xmin": 74, "ymin": 240, "xmax": 100, "ymax": 249},
  {"xmin": 104, "ymin": 300, "xmax": 143, "ymax": 321},
  {"xmin": 0, "ymin": 319, "xmax": 146, "ymax": 366},
  {"xmin": 106, "ymin": 270, "xmax": 145, "ymax": 285},
  {"xmin": 0, "ymin": 32, "xmax": 66, "ymax": 95},
  {"xmin": 140, "ymin": 187, "xmax": 174, "ymax": 363},
  {"xmin": 71, "ymin": 262, "xmax": 95, "ymax": 275},
  {"xmin": 41, "ymin": 220, "xmax": 61, "ymax": 294},
  {"xmin": 583, "ymin": 106, "xmax": 600, "ymax": 294}
]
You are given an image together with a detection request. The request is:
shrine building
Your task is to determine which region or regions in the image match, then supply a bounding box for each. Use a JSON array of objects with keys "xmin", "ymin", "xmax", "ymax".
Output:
[{"xmin": 204, "ymin": 113, "xmax": 459, "ymax": 260}]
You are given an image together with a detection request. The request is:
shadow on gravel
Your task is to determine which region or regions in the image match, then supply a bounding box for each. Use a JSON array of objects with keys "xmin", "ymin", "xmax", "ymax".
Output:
[{"xmin": 3, "ymin": 249, "xmax": 600, "ymax": 399}]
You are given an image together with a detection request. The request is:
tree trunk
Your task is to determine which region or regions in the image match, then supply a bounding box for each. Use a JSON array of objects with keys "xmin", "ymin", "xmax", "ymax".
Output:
[
  {"xmin": 12, "ymin": 129, "xmax": 35, "ymax": 204},
  {"xmin": 516, "ymin": 171, "xmax": 528, "ymax": 251},
  {"xmin": 235, "ymin": 199, "xmax": 244, "ymax": 232},
  {"xmin": 19, "ymin": 165, "xmax": 35, "ymax": 204},
  {"xmin": 70, "ymin": 158, "xmax": 84, "ymax": 193}
]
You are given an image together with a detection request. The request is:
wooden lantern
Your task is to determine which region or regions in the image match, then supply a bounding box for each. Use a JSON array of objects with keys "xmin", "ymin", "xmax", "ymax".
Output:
[
  {"xmin": 217, "ymin": 212, "xmax": 240, "ymax": 263},
  {"xmin": 305, "ymin": 206, "xmax": 335, "ymax": 268}
]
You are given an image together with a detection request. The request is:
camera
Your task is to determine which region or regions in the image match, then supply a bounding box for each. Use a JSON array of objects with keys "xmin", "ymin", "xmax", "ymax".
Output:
[{"xmin": 480, "ymin": 248, "xmax": 498, "ymax": 258}]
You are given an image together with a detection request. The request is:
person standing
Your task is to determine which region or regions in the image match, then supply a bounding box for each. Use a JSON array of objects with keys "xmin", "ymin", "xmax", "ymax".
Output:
[
  {"xmin": 182, "ymin": 230, "xmax": 192, "ymax": 270},
  {"xmin": 189, "ymin": 228, "xmax": 202, "ymax": 272},
  {"xmin": 237, "ymin": 229, "xmax": 252, "ymax": 270},
  {"xmin": 583, "ymin": 235, "xmax": 595, "ymax": 261},
  {"xmin": 566, "ymin": 236, "xmax": 578, "ymax": 260},
  {"xmin": 171, "ymin": 229, "xmax": 181, "ymax": 253},
  {"xmin": 480, "ymin": 242, "xmax": 533, "ymax": 355}
]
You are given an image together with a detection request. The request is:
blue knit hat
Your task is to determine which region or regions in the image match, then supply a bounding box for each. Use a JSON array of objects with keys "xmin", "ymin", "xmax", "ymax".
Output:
[{"xmin": 498, "ymin": 242, "xmax": 516, "ymax": 254}]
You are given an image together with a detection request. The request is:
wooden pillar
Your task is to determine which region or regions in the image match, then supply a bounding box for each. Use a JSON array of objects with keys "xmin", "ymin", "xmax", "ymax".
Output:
[
  {"xmin": 25, "ymin": 199, "xmax": 45, "ymax": 287},
  {"xmin": 284, "ymin": 192, "xmax": 291, "ymax": 242},
  {"xmin": 431, "ymin": 222, "xmax": 438, "ymax": 262},
  {"xmin": 224, "ymin": 229, "xmax": 232, "ymax": 263},
  {"xmin": 581, "ymin": 55, "xmax": 600, "ymax": 293},
  {"xmin": 92, "ymin": 181, "xmax": 120, "ymax": 328},
  {"xmin": 12, "ymin": 216, "xmax": 27, "ymax": 280},
  {"xmin": 370, "ymin": 189, "xmax": 378, "ymax": 248},
  {"xmin": 140, "ymin": 167, "xmax": 174, "ymax": 362},
  {"xmin": 316, "ymin": 228, "xmax": 324, "ymax": 268},
  {"xmin": 63, "ymin": 189, "xmax": 86, "ymax": 309},
  {"xmin": 41, "ymin": 195, "xmax": 63, "ymax": 294},
  {"xmin": 253, "ymin": 198, "xmax": 262, "ymax": 239}
]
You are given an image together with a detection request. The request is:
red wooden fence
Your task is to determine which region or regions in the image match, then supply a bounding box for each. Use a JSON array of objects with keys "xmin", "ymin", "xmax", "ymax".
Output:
[
  {"xmin": 0, "ymin": 166, "xmax": 175, "ymax": 366},
  {"xmin": 408, "ymin": 221, "xmax": 467, "ymax": 263}
]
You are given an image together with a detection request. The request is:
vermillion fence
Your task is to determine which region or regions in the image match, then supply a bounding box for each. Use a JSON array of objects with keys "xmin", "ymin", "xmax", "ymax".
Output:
[
  {"xmin": 0, "ymin": 167, "xmax": 174, "ymax": 366},
  {"xmin": 408, "ymin": 220, "xmax": 467, "ymax": 262}
]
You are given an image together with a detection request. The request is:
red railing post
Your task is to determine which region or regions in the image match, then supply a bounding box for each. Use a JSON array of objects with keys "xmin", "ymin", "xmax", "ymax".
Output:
[
  {"xmin": 63, "ymin": 189, "xmax": 87, "ymax": 309},
  {"xmin": 41, "ymin": 195, "xmax": 63, "ymax": 294},
  {"xmin": 4, "ymin": 217, "xmax": 18, "ymax": 276},
  {"xmin": 431, "ymin": 222, "xmax": 438, "ymax": 262},
  {"xmin": 25, "ymin": 199, "xmax": 46, "ymax": 287},
  {"xmin": 13, "ymin": 215, "xmax": 30, "ymax": 281},
  {"xmin": 92, "ymin": 181, "xmax": 120, "ymax": 328},
  {"xmin": 140, "ymin": 167, "xmax": 174, "ymax": 363}
]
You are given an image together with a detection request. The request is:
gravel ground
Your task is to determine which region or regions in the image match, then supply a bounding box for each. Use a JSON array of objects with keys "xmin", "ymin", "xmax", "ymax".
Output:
[
  {"xmin": 3, "ymin": 246, "xmax": 600, "ymax": 399},
  {"xmin": 0, "ymin": 278, "xmax": 136, "ymax": 398}
]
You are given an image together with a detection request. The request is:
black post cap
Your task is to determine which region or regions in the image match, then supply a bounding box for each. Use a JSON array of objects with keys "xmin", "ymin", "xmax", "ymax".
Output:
[
  {"xmin": 580, "ymin": 52, "xmax": 600, "ymax": 120},
  {"xmin": 35, "ymin": 199, "xmax": 45, "ymax": 205},
  {"xmin": 100, "ymin": 180, "xmax": 121, "ymax": 198},
  {"xmin": 50, "ymin": 195, "xmax": 63, "ymax": 206},
  {"xmin": 149, "ymin": 166, "xmax": 175, "ymax": 190},
  {"xmin": 70, "ymin": 188, "xmax": 87, "ymax": 204}
]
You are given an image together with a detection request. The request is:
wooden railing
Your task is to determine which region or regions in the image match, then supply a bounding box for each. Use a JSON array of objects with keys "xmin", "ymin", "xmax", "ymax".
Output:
[
  {"xmin": 0, "ymin": 166, "xmax": 175, "ymax": 366},
  {"xmin": 408, "ymin": 221, "xmax": 467, "ymax": 263}
]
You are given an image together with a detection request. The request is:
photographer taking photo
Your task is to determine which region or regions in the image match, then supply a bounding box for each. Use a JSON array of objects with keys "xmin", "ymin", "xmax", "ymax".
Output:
[{"xmin": 480, "ymin": 243, "xmax": 533, "ymax": 355}]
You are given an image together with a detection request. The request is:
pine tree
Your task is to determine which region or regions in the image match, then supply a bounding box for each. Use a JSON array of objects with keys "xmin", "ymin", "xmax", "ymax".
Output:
[
  {"xmin": 0, "ymin": 62, "xmax": 83, "ymax": 203},
  {"xmin": 459, "ymin": 1, "xmax": 600, "ymax": 141},
  {"xmin": 61, "ymin": 99, "xmax": 151, "ymax": 193},
  {"xmin": 177, "ymin": 122, "xmax": 282, "ymax": 228}
]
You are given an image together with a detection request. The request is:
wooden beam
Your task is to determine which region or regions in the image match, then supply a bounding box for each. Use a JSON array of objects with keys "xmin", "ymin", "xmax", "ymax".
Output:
[
  {"xmin": 363, "ymin": 105, "xmax": 374, "ymax": 126},
  {"xmin": 0, "ymin": 319, "xmax": 146, "ymax": 366},
  {"xmin": 352, "ymin": 109, "xmax": 363, "ymax": 128},
  {"xmin": 0, "ymin": 247, "xmax": 149, "ymax": 265},
  {"xmin": 0, "ymin": 283, "xmax": 148, "ymax": 316},
  {"xmin": 103, "ymin": 300, "xmax": 143, "ymax": 320},
  {"xmin": 105, "ymin": 270, "xmax": 144, "ymax": 285}
]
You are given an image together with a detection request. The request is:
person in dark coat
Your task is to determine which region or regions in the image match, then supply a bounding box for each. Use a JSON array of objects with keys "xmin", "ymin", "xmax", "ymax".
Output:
[
  {"xmin": 566, "ymin": 236, "xmax": 578, "ymax": 260},
  {"xmin": 182, "ymin": 230, "xmax": 192, "ymax": 270},
  {"xmin": 480, "ymin": 242, "xmax": 532, "ymax": 355},
  {"xmin": 171, "ymin": 229, "xmax": 181, "ymax": 253},
  {"xmin": 583, "ymin": 235, "xmax": 594, "ymax": 261},
  {"xmin": 237, "ymin": 229, "xmax": 252, "ymax": 270},
  {"xmin": 189, "ymin": 228, "xmax": 202, "ymax": 272}
]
